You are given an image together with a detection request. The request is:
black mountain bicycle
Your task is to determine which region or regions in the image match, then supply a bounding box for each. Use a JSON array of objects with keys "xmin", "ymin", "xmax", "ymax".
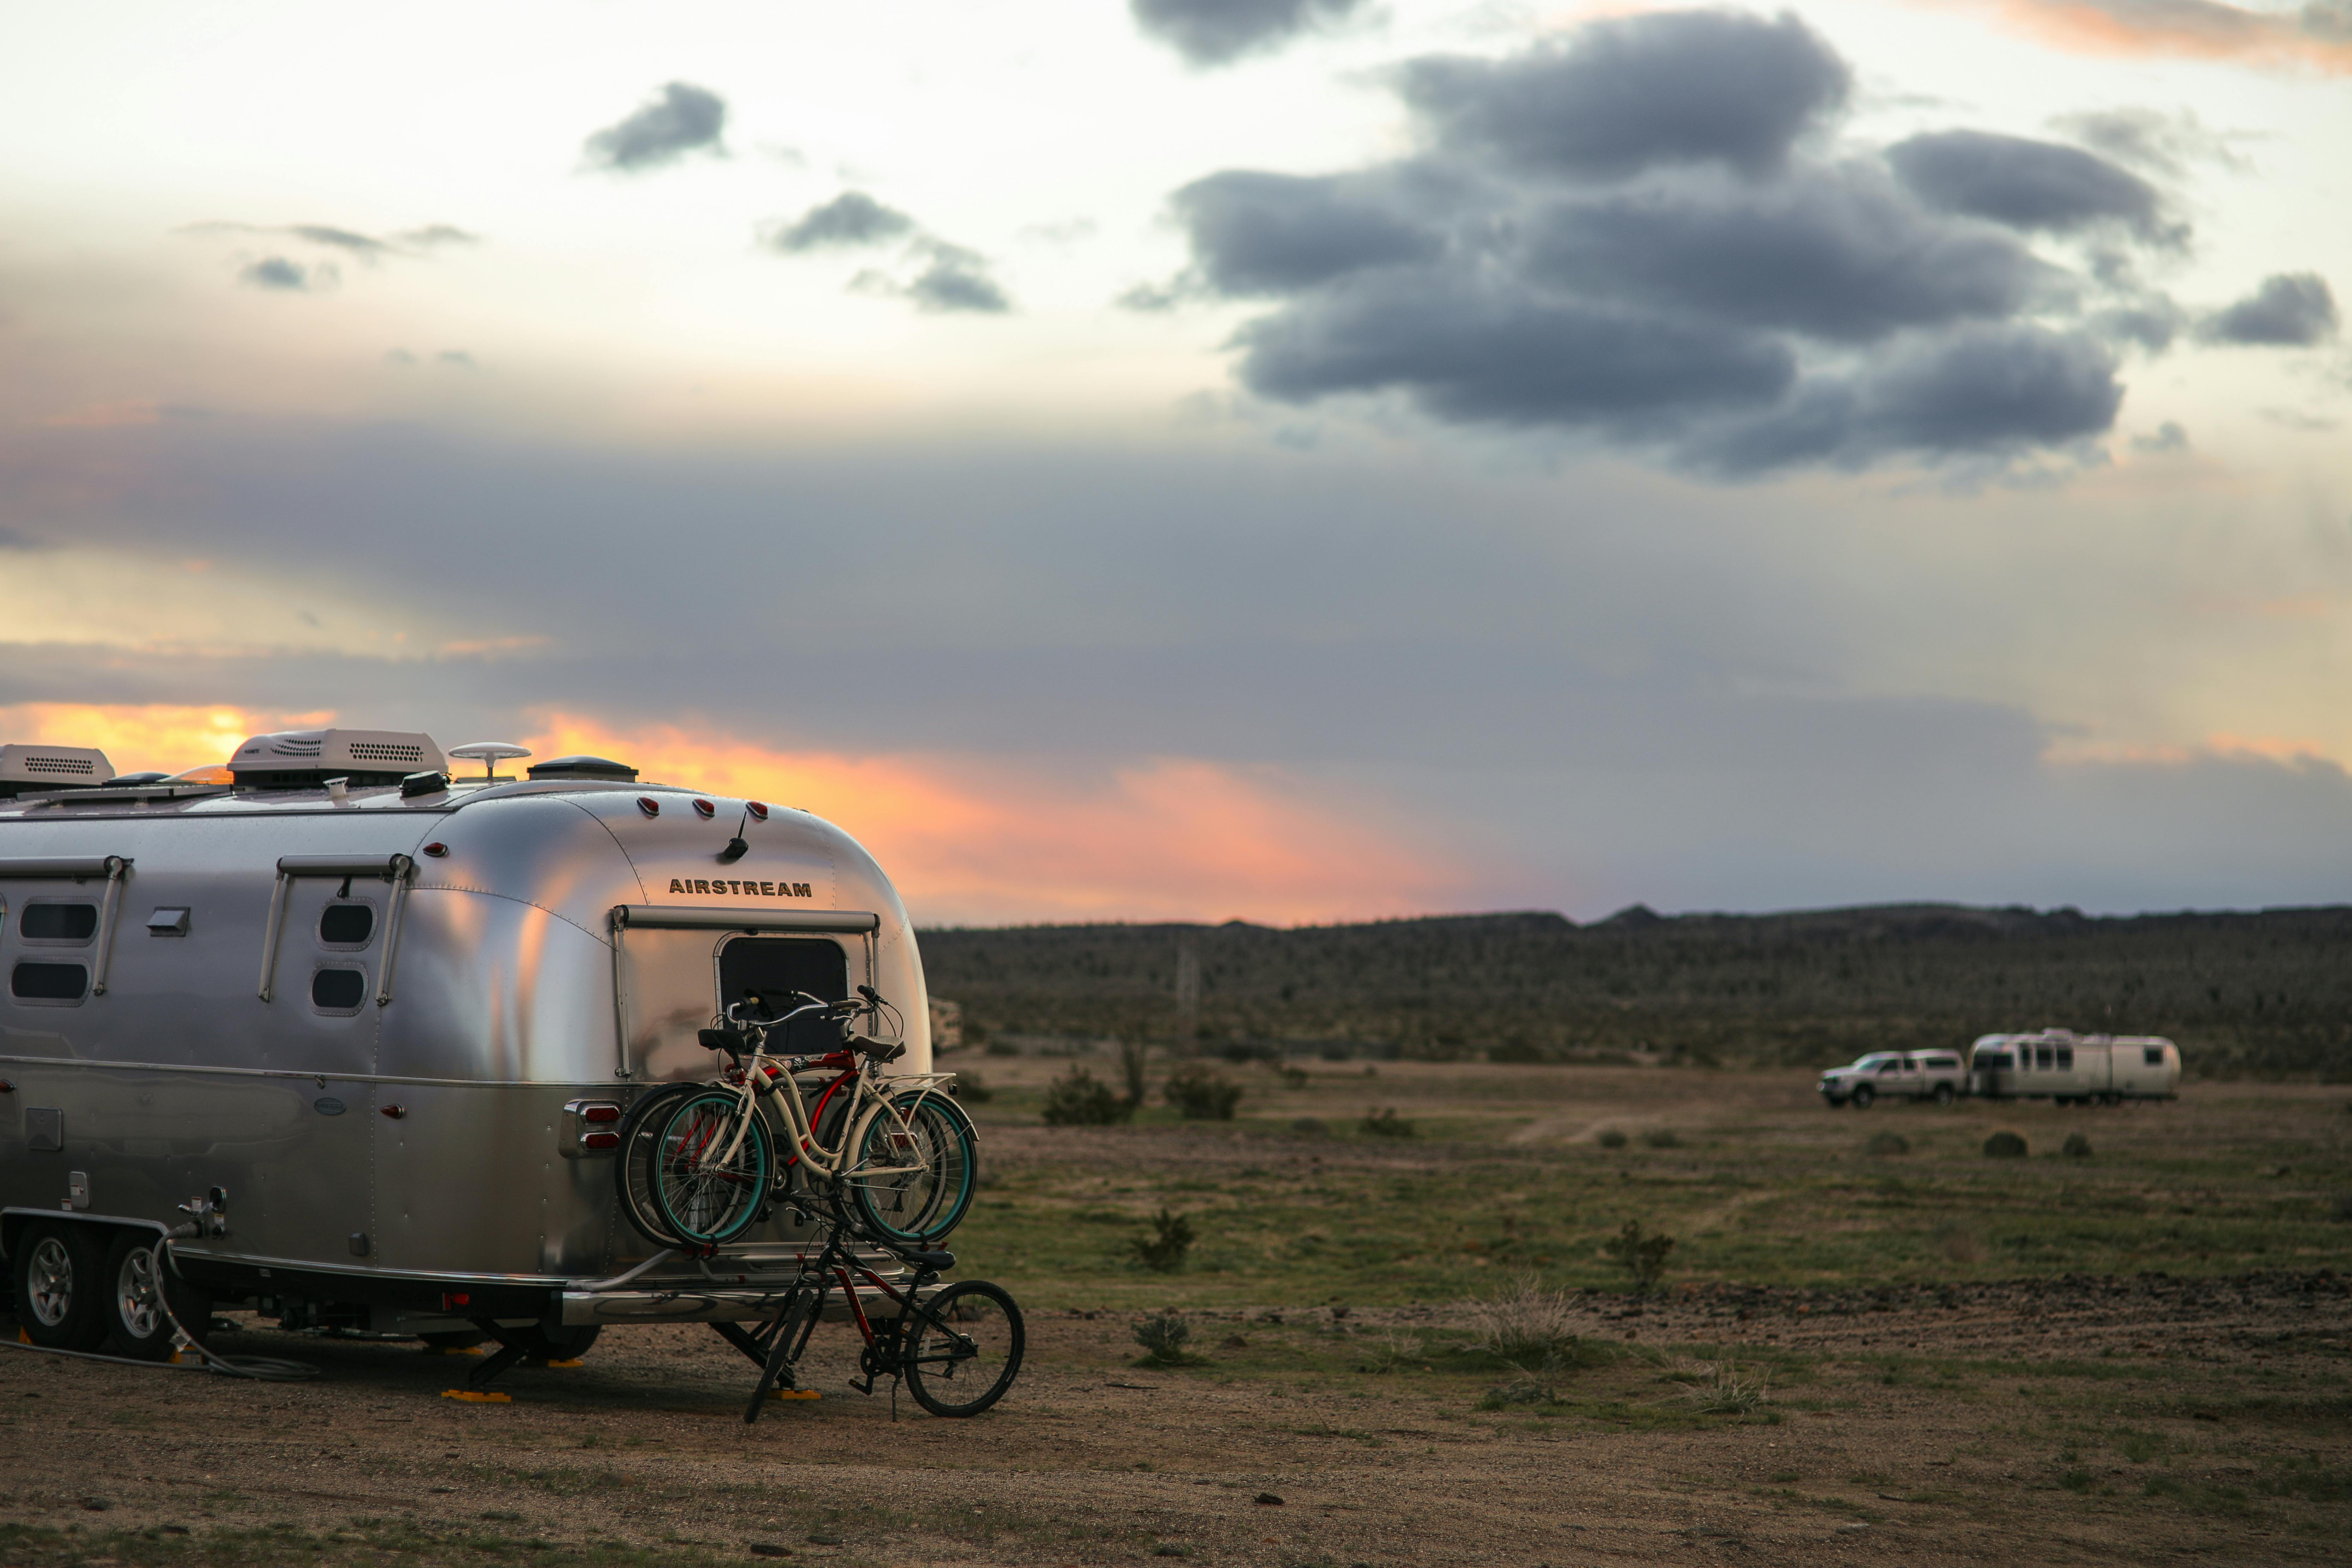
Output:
[{"xmin": 712, "ymin": 1199, "xmax": 1024, "ymax": 1423}]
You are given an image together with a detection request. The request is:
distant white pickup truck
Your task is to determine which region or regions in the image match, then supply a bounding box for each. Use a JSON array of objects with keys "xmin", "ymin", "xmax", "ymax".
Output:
[{"xmin": 1818, "ymin": 1050, "xmax": 1968, "ymax": 1108}]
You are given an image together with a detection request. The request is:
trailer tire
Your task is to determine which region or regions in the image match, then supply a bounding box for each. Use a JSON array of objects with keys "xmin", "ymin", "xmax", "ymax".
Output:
[
  {"xmin": 102, "ymin": 1231, "xmax": 209, "ymax": 1360},
  {"xmin": 1849, "ymin": 1084, "xmax": 1874, "ymax": 1110},
  {"xmin": 521, "ymin": 1322, "xmax": 601, "ymax": 1363},
  {"xmin": 14, "ymin": 1222, "xmax": 111, "ymax": 1353},
  {"xmin": 1933, "ymin": 1083, "xmax": 1955, "ymax": 1106}
]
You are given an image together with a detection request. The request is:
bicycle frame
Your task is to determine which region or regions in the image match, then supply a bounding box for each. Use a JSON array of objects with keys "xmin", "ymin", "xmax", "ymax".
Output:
[{"xmin": 700, "ymin": 998, "xmax": 960, "ymax": 1201}]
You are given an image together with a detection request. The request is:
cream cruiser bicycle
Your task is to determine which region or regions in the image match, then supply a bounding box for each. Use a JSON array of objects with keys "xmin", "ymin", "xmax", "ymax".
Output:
[{"xmin": 614, "ymin": 987, "xmax": 979, "ymax": 1249}]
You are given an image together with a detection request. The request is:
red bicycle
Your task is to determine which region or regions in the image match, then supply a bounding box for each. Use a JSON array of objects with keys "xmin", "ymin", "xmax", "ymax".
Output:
[{"xmin": 712, "ymin": 1208, "xmax": 1024, "ymax": 1423}]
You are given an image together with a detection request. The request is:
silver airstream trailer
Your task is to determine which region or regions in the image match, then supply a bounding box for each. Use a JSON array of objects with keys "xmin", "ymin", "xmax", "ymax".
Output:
[
  {"xmin": 1967, "ymin": 1029, "xmax": 2180, "ymax": 1104},
  {"xmin": 0, "ymin": 728, "xmax": 936, "ymax": 1371}
]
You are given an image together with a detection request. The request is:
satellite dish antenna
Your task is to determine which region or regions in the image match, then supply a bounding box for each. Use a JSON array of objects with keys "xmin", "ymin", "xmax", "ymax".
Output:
[{"xmin": 447, "ymin": 741, "xmax": 532, "ymax": 781}]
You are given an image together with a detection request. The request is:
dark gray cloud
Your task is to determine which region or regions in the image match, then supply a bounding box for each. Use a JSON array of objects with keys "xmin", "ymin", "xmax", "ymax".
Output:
[
  {"xmin": 1685, "ymin": 325, "xmax": 2122, "ymax": 476},
  {"xmin": 766, "ymin": 196, "xmax": 1009, "ymax": 314},
  {"xmin": 765, "ymin": 192, "xmax": 917, "ymax": 253},
  {"xmin": 1397, "ymin": 10, "xmax": 1850, "ymax": 181},
  {"xmin": 239, "ymin": 256, "xmax": 317, "ymax": 291},
  {"xmin": 395, "ymin": 224, "xmax": 480, "ymax": 249},
  {"xmin": 2200, "ymin": 273, "xmax": 2339, "ymax": 346},
  {"xmin": 1525, "ymin": 164, "xmax": 2048, "ymax": 341},
  {"xmin": 184, "ymin": 221, "xmax": 476, "ymax": 262},
  {"xmin": 1887, "ymin": 130, "xmax": 2178, "ymax": 244},
  {"xmin": 2131, "ymin": 420, "xmax": 2189, "ymax": 453},
  {"xmin": 1130, "ymin": 0, "xmax": 1367, "ymax": 67},
  {"xmin": 1171, "ymin": 171, "xmax": 1445, "ymax": 295},
  {"xmin": 1150, "ymin": 9, "xmax": 2254, "ymax": 475},
  {"xmin": 2052, "ymin": 107, "xmax": 2243, "ymax": 178},
  {"xmin": 1236, "ymin": 271, "xmax": 1798, "ymax": 427},
  {"xmin": 581, "ymin": 82, "xmax": 727, "ymax": 173},
  {"xmin": 901, "ymin": 244, "xmax": 1011, "ymax": 314}
]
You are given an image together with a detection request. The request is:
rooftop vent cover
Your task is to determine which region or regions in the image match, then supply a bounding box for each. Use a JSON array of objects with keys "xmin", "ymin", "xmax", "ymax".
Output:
[
  {"xmin": 526, "ymin": 754, "xmax": 639, "ymax": 783},
  {"xmin": 0, "ymin": 744, "xmax": 115, "ymax": 799},
  {"xmin": 228, "ymin": 729, "xmax": 448, "ymax": 790}
]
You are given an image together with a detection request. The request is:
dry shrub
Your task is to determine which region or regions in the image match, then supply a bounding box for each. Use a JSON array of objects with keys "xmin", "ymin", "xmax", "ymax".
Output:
[
  {"xmin": 1982, "ymin": 1130, "xmax": 2028, "ymax": 1159},
  {"xmin": 1463, "ymin": 1273, "xmax": 1580, "ymax": 1366},
  {"xmin": 1864, "ymin": 1131, "xmax": 1909, "ymax": 1156},
  {"xmin": 1596, "ymin": 1129, "xmax": 1629, "ymax": 1149},
  {"xmin": 1361, "ymin": 1329, "xmax": 1425, "ymax": 1373},
  {"xmin": 1603, "ymin": 1220, "xmax": 1676, "ymax": 1293},
  {"xmin": 1685, "ymin": 1359, "xmax": 1771, "ymax": 1414},
  {"xmin": 2061, "ymin": 1132, "xmax": 2093, "ymax": 1159},
  {"xmin": 1932, "ymin": 1218, "xmax": 1981, "ymax": 1264}
]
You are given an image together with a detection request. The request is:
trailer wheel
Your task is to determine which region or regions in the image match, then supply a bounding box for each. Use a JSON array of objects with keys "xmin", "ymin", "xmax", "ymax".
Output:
[
  {"xmin": 14, "ymin": 1222, "xmax": 111, "ymax": 1352},
  {"xmin": 1849, "ymin": 1084, "xmax": 1874, "ymax": 1110},
  {"xmin": 521, "ymin": 1323, "xmax": 601, "ymax": 1363},
  {"xmin": 1933, "ymin": 1083, "xmax": 1955, "ymax": 1106},
  {"xmin": 102, "ymin": 1231, "xmax": 210, "ymax": 1360}
]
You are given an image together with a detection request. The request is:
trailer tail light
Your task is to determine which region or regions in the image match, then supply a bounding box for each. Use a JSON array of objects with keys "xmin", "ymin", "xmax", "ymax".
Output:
[{"xmin": 561, "ymin": 1099, "xmax": 625, "ymax": 1158}]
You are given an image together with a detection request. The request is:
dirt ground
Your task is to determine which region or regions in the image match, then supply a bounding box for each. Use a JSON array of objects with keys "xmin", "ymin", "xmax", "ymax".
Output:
[{"xmin": 4, "ymin": 1066, "xmax": 2349, "ymax": 1567}]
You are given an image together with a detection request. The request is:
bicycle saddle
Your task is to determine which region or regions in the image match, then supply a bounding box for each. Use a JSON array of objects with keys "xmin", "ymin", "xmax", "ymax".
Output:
[
  {"xmin": 698, "ymin": 1027, "xmax": 748, "ymax": 1052},
  {"xmin": 901, "ymin": 1249, "xmax": 955, "ymax": 1272},
  {"xmin": 849, "ymin": 1037, "xmax": 906, "ymax": 1062}
]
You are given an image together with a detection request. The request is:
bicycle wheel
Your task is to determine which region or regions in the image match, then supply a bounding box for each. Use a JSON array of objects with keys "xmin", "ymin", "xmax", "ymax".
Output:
[
  {"xmin": 614, "ymin": 1082, "xmax": 704, "ymax": 1247},
  {"xmin": 848, "ymin": 1090, "xmax": 978, "ymax": 1245},
  {"xmin": 903, "ymin": 1280, "xmax": 1023, "ymax": 1418},
  {"xmin": 645, "ymin": 1088, "xmax": 773, "ymax": 1245},
  {"xmin": 744, "ymin": 1290, "xmax": 820, "ymax": 1424}
]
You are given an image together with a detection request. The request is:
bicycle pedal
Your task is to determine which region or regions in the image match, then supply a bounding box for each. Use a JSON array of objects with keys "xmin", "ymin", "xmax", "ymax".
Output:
[
  {"xmin": 422, "ymin": 1344, "xmax": 485, "ymax": 1356},
  {"xmin": 768, "ymin": 1388, "xmax": 821, "ymax": 1400},
  {"xmin": 440, "ymin": 1389, "xmax": 511, "ymax": 1404}
]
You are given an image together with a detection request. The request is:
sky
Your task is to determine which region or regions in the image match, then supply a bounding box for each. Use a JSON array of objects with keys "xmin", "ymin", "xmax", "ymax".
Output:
[{"xmin": 2, "ymin": 0, "xmax": 2348, "ymax": 926}]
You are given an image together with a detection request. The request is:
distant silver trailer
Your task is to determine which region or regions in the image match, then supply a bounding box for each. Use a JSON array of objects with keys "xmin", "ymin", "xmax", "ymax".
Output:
[
  {"xmin": 0, "ymin": 727, "xmax": 935, "ymax": 1365},
  {"xmin": 1967, "ymin": 1029, "xmax": 2180, "ymax": 1105}
]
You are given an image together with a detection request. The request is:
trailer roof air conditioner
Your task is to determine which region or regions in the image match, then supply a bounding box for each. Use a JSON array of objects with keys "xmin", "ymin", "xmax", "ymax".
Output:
[
  {"xmin": 0, "ymin": 743, "xmax": 116, "ymax": 799},
  {"xmin": 228, "ymin": 728, "xmax": 448, "ymax": 790}
]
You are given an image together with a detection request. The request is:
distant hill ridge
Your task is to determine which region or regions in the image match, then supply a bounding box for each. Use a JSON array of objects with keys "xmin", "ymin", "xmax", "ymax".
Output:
[{"xmin": 917, "ymin": 902, "xmax": 2352, "ymax": 1077}]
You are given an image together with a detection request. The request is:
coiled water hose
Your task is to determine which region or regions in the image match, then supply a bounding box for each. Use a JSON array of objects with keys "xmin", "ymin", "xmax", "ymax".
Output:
[{"xmin": 148, "ymin": 1235, "xmax": 320, "ymax": 1381}]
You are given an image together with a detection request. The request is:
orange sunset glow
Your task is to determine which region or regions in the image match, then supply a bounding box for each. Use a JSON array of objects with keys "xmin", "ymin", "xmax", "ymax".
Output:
[
  {"xmin": 1962, "ymin": 0, "xmax": 2352, "ymax": 71},
  {"xmin": 0, "ymin": 703, "xmax": 1472, "ymax": 926}
]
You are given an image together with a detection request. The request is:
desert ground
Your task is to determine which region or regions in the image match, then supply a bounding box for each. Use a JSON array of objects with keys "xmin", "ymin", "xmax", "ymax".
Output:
[{"xmin": 4, "ymin": 1058, "xmax": 2348, "ymax": 1567}]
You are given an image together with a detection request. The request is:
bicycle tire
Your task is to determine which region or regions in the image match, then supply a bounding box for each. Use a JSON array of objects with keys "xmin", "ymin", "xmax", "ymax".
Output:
[
  {"xmin": 644, "ymin": 1088, "xmax": 774, "ymax": 1246},
  {"xmin": 614, "ymin": 1082, "xmax": 705, "ymax": 1247},
  {"xmin": 744, "ymin": 1290, "xmax": 820, "ymax": 1424},
  {"xmin": 903, "ymin": 1280, "xmax": 1023, "ymax": 1418},
  {"xmin": 847, "ymin": 1090, "xmax": 979, "ymax": 1245}
]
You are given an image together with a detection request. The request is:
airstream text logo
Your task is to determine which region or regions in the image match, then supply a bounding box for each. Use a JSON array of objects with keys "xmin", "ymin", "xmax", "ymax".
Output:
[{"xmin": 669, "ymin": 878, "xmax": 813, "ymax": 899}]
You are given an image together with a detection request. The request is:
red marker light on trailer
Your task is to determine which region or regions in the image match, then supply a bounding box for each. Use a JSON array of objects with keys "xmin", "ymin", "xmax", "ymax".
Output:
[
  {"xmin": 421, "ymin": 842, "xmax": 448, "ymax": 858},
  {"xmin": 582, "ymin": 1131, "xmax": 620, "ymax": 1151},
  {"xmin": 637, "ymin": 797, "xmax": 660, "ymax": 817},
  {"xmin": 380, "ymin": 1104, "xmax": 406, "ymax": 1119},
  {"xmin": 747, "ymin": 802, "xmax": 769, "ymax": 821},
  {"xmin": 582, "ymin": 1104, "xmax": 621, "ymax": 1123},
  {"xmin": 693, "ymin": 798, "xmax": 715, "ymax": 818}
]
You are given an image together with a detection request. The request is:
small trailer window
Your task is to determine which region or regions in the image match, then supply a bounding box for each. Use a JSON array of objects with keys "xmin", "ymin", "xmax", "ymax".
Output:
[
  {"xmin": 2144, "ymin": 1046, "xmax": 2165, "ymax": 1066},
  {"xmin": 2034, "ymin": 1046, "xmax": 2053, "ymax": 1069},
  {"xmin": 718, "ymin": 936, "xmax": 850, "ymax": 1054},
  {"xmin": 19, "ymin": 903, "xmax": 98, "ymax": 943},
  {"xmin": 11, "ymin": 960, "xmax": 89, "ymax": 1001},
  {"xmin": 2056, "ymin": 1046, "xmax": 2074, "ymax": 1070},
  {"xmin": 318, "ymin": 903, "xmax": 376, "ymax": 947},
  {"xmin": 311, "ymin": 966, "xmax": 367, "ymax": 1013}
]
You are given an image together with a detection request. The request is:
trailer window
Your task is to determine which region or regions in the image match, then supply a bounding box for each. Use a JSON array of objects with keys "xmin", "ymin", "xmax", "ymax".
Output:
[
  {"xmin": 11, "ymin": 961, "xmax": 88, "ymax": 1001},
  {"xmin": 19, "ymin": 902, "xmax": 98, "ymax": 943},
  {"xmin": 2056, "ymin": 1046, "xmax": 2073, "ymax": 1070},
  {"xmin": 718, "ymin": 937, "xmax": 850, "ymax": 1053},
  {"xmin": 2034, "ymin": 1046, "xmax": 2053, "ymax": 1069},
  {"xmin": 1975, "ymin": 1051, "xmax": 2012, "ymax": 1071},
  {"xmin": 318, "ymin": 903, "xmax": 376, "ymax": 947},
  {"xmin": 2144, "ymin": 1046, "xmax": 2165, "ymax": 1066},
  {"xmin": 311, "ymin": 966, "xmax": 367, "ymax": 1013}
]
